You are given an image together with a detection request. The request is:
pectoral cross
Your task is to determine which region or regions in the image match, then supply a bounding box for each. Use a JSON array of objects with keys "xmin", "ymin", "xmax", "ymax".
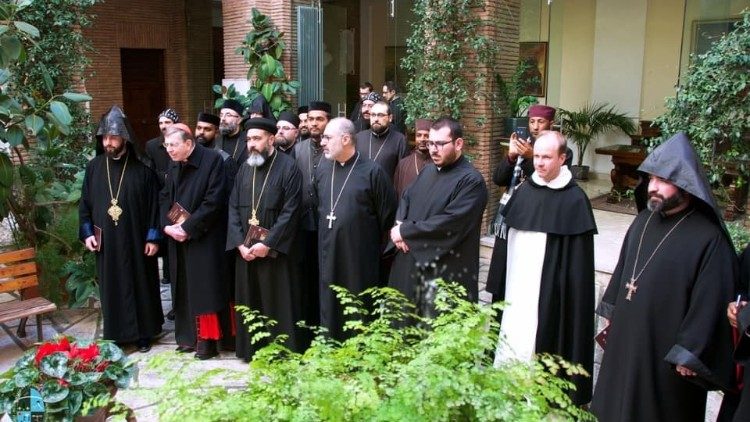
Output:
[
  {"xmin": 249, "ymin": 210, "xmax": 259, "ymax": 226},
  {"xmin": 625, "ymin": 278, "xmax": 638, "ymax": 301},
  {"xmin": 326, "ymin": 211, "xmax": 337, "ymax": 229}
]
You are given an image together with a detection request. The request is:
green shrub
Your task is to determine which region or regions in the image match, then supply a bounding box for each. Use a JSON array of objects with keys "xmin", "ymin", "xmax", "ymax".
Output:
[{"xmin": 146, "ymin": 282, "xmax": 593, "ymax": 421}]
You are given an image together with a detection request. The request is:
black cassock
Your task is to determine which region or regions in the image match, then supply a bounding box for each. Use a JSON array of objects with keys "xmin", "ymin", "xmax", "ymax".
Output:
[
  {"xmin": 731, "ymin": 246, "xmax": 750, "ymax": 422},
  {"xmin": 159, "ymin": 144, "xmax": 230, "ymax": 346},
  {"xmin": 315, "ymin": 154, "xmax": 397, "ymax": 340},
  {"xmin": 388, "ymin": 155, "xmax": 488, "ymax": 304},
  {"xmin": 226, "ymin": 151, "xmax": 302, "ymax": 361},
  {"xmin": 79, "ymin": 151, "xmax": 163, "ymax": 343},
  {"xmin": 355, "ymin": 127, "xmax": 407, "ymax": 181},
  {"xmin": 592, "ymin": 208, "xmax": 737, "ymax": 421},
  {"xmin": 490, "ymin": 172, "xmax": 597, "ymax": 405}
]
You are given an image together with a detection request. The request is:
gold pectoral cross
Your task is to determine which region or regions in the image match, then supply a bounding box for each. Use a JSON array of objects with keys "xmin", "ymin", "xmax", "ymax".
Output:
[
  {"xmin": 108, "ymin": 199, "xmax": 123, "ymax": 226},
  {"xmin": 625, "ymin": 278, "xmax": 638, "ymax": 301},
  {"xmin": 249, "ymin": 210, "xmax": 259, "ymax": 226}
]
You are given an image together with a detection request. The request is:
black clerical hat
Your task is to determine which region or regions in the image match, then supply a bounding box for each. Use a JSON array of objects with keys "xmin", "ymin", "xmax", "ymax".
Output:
[
  {"xmin": 197, "ymin": 112, "xmax": 220, "ymax": 127},
  {"xmin": 277, "ymin": 111, "xmax": 300, "ymax": 128},
  {"xmin": 298, "ymin": 105, "xmax": 309, "ymax": 114},
  {"xmin": 309, "ymin": 101, "xmax": 331, "ymax": 114},
  {"xmin": 221, "ymin": 99, "xmax": 245, "ymax": 116},
  {"xmin": 243, "ymin": 117, "xmax": 277, "ymax": 134}
]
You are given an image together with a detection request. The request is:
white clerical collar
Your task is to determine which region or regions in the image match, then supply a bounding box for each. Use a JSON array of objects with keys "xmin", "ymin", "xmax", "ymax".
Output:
[{"xmin": 531, "ymin": 165, "xmax": 572, "ymax": 189}]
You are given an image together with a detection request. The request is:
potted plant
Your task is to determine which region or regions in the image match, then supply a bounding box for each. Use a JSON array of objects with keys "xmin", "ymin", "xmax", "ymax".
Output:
[
  {"xmin": 0, "ymin": 336, "xmax": 135, "ymax": 421},
  {"xmin": 653, "ymin": 10, "xmax": 749, "ymax": 218},
  {"xmin": 496, "ymin": 60, "xmax": 540, "ymax": 136},
  {"xmin": 559, "ymin": 103, "xmax": 636, "ymax": 180}
]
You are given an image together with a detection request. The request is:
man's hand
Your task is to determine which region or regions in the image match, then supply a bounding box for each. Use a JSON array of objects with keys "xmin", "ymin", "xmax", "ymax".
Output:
[
  {"xmin": 727, "ymin": 300, "xmax": 747, "ymax": 328},
  {"xmin": 676, "ymin": 365, "xmax": 696, "ymax": 377},
  {"xmin": 144, "ymin": 242, "xmax": 159, "ymax": 256},
  {"xmin": 84, "ymin": 236, "xmax": 98, "ymax": 252},
  {"xmin": 390, "ymin": 223, "xmax": 409, "ymax": 253},
  {"xmin": 164, "ymin": 224, "xmax": 189, "ymax": 242},
  {"xmin": 248, "ymin": 243, "xmax": 270, "ymax": 258},
  {"xmin": 508, "ymin": 132, "xmax": 533, "ymax": 161}
]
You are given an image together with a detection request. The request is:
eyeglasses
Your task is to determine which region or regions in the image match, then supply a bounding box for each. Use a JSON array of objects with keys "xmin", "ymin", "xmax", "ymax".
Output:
[
  {"xmin": 277, "ymin": 126, "xmax": 296, "ymax": 132},
  {"xmin": 219, "ymin": 112, "xmax": 241, "ymax": 119},
  {"xmin": 371, "ymin": 113, "xmax": 389, "ymax": 118},
  {"xmin": 426, "ymin": 139, "xmax": 454, "ymax": 149}
]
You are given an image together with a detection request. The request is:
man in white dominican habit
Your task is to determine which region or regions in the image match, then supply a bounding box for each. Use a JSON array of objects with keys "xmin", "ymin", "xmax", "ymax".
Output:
[{"xmin": 491, "ymin": 130, "xmax": 597, "ymax": 406}]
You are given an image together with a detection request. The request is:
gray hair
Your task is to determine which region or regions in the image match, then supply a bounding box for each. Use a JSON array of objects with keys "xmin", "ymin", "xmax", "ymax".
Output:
[{"xmin": 329, "ymin": 117, "xmax": 357, "ymax": 146}]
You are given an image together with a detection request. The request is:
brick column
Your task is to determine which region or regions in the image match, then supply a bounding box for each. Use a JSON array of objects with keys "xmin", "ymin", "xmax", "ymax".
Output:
[{"xmin": 461, "ymin": 0, "xmax": 520, "ymax": 231}]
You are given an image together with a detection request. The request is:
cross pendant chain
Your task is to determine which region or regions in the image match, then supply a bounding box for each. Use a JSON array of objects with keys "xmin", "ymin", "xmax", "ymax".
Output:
[
  {"xmin": 326, "ymin": 212, "xmax": 337, "ymax": 229},
  {"xmin": 625, "ymin": 278, "xmax": 638, "ymax": 301},
  {"xmin": 108, "ymin": 199, "xmax": 122, "ymax": 226},
  {"xmin": 249, "ymin": 210, "xmax": 259, "ymax": 226}
]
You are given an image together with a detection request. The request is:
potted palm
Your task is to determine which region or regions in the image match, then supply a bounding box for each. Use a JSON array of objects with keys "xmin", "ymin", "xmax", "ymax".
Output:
[
  {"xmin": 559, "ymin": 103, "xmax": 636, "ymax": 180},
  {"xmin": 496, "ymin": 60, "xmax": 540, "ymax": 136}
]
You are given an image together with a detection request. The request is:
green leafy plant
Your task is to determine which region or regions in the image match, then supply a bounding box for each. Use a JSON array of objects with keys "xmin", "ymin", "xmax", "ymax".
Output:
[
  {"xmin": 213, "ymin": 8, "xmax": 299, "ymax": 117},
  {"xmin": 559, "ymin": 103, "xmax": 636, "ymax": 167},
  {"xmin": 496, "ymin": 60, "xmax": 540, "ymax": 118},
  {"xmin": 653, "ymin": 10, "xmax": 750, "ymax": 186},
  {"xmin": 146, "ymin": 282, "xmax": 593, "ymax": 421},
  {"xmin": 402, "ymin": 0, "xmax": 497, "ymax": 123},
  {"xmin": 726, "ymin": 221, "xmax": 750, "ymax": 253},
  {"xmin": 0, "ymin": 336, "xmax": 135, "ymax": 421}
]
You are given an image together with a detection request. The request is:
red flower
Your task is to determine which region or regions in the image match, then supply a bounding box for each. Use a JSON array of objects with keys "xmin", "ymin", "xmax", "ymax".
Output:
[
  {"xmin": 70, "ymin": 343, "xmax": 99, "ymax": 363},
  {"xmin": 34, "ymin": 337, "xmax": 72, "ymax": 366}
]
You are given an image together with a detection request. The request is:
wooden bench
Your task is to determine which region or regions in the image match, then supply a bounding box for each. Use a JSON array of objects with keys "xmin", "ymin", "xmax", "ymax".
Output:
[{"xmin": 0, "ymin": 248, "xmax": 57, "ymax": 341}]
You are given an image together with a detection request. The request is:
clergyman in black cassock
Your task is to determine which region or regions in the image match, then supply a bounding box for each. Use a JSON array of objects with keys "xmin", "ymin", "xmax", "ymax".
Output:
[
  {"xmin": 591, "ymin": 132, "xmax": 738, "ymax": 421},
  {"xmin": 316, "ymin": 118, "xmax": 397, "ymax": 340},
  {"xmin": 388, "ymin": 118, "xmax": 488, "ymax": 312},
  {"xmin": 726, "ymin": 245, "xmax": 750, "ymax": 421},
  {"xmin": 227, "ymin": 118, "xmax": 302, "ymax": 361},
  {"xmin": 355, "ymin": 101, "xmax": 407, "ymax": 181},
  {"xmin": 79, "ymin": 106, "xmax": 163, "ymax": 349},
  {"xmin": 491, "ymin": 132, "xmax": 596, "ymax": 406},
  {"xmin": 160, "ymin": 124, "xmax": 230, "ymax": 359}
]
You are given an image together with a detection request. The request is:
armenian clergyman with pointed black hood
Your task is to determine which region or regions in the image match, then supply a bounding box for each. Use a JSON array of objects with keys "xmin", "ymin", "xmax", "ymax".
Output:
[
  {"xmin": 591, "ymin": 132, "xmax": 738, "ymax": 421},
  {"xmin": 79, "ymin": 105, "xmax": 164, "ymax": 352}
]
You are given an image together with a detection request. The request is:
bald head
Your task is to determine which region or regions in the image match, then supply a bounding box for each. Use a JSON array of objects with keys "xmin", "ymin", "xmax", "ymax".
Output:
[
  {"xmin": 322, "ymin": 117, "xmax": 357, "ymax": 162},
  {"xmin": 533, "ymin": 131, "xmax": 567, "ymax": 182}
]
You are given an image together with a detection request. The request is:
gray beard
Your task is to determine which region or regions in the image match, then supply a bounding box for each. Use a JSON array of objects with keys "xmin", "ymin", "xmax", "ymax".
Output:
[
  {"xmin": 220, "ymin": 122, "xmax": 238, "ymax": 135},
  {"xmin": 246, "ymin": 151, "xmax": 267, "ymax": 167}
]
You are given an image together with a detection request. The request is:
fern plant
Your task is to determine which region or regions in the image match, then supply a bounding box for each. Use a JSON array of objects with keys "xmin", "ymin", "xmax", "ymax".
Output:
[{"xmin": 559, "ymin": 103, "xmax": 636, "ymax": 167}]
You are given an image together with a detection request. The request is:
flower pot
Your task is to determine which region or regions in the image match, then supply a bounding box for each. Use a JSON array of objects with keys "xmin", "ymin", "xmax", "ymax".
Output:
[
  {"xmin": 570, "ymin": 165, "xmax": 590, "ymax": 180},
  {"xmin": 503, "ymin": 117, "xmax": 529, "ymax": 137}
]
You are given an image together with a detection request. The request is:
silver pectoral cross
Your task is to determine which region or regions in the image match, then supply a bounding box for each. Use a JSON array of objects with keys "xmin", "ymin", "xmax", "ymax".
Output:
[
  {"xmin": 625, "ymin": 278, "xmax": 638, "ymax": 301},
  {"xmin": 326, "ymin": 211, "xmax": 337, "ymax": 229}
]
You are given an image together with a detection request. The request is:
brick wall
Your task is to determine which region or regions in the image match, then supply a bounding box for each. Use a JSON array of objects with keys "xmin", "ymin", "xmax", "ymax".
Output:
[{"xmin": 82, "ymin": 0, "xmax": 214, "ymax": 131}]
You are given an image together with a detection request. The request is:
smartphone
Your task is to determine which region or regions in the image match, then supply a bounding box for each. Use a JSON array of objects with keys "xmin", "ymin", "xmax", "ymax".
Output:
[{"xmin": 515, "ymin": 127, "xmax": 530, "ymax": 142}]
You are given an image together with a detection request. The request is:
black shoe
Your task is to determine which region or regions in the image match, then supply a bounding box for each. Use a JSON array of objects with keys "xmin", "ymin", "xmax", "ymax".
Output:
[
  {"xmin": 136, "ymin": 339, "xmax": 151, "ymax": 353},
  {"xmin": 161, "ymin": 278, "xmax": 170, "ymax": 285},
  {"xmin": 176, "ymin": 345, "xmax": 195, "ymax": 353},
  {"xmin": 195, "ymin": 339, "xmax": 218, "ymax": 360},
  {"xmin": 166, "ymin": 309, "xmax": 175, "ymax": 321}
]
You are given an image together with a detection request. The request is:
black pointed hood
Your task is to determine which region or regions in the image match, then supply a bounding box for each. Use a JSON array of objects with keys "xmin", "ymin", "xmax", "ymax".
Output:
[
  {"xmin": 636, "ymin": 132, "xmax": 727, "ymax": 234},
  {"xmin": 94, "ymin": 105, "xmax": 141, "ymax": 157}
]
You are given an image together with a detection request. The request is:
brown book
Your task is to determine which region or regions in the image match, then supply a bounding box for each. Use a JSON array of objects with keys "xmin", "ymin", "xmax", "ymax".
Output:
[
  {"xmin": 595, "ymin": 323, "xmax": 610, "ymax": 349},
  {"xmin": 244, "ymin": 224, "xmax": 277, "ymax": 258},
  {"xmin": 94, "ymin": 225, "xmax": 102, "ymax": 252},
  {"xmin": 167, "ymin": 202, "xmax": 191, "ymax": 225}
]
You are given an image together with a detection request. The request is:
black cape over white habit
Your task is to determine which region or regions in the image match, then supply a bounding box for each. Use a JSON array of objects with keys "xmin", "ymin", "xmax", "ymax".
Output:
[{"xmin": 491, "ymin": 167, "xmax": 597, "ymax": 405}]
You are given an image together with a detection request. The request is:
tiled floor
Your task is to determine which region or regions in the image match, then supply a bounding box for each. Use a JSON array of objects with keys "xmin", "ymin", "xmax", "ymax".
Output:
[{"xmin": 0, "ymin": 174, "xmax": 722, "ymax": 421}]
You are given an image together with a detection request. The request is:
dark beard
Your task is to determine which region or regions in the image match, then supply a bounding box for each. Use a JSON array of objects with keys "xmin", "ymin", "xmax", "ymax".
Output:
[
  {"xmin": 105, "ymin": 144, "xmax": 126, "ymax": 158},
  {"xmin": 299, "ymin": 128, "xmax": 310, "ymax": 137},
  {"xmin": 647, "ymin": 192, "xmax": 683, "ymax": 213},
  {"xmin": 372, "ymin": 123, "xmax": 388, "ymax": 135}
]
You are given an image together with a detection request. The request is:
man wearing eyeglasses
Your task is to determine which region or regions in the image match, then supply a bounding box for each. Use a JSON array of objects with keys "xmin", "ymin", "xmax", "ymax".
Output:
[
  {"xmin": 354, "ymin": 101, "xmax": 407, "ymax": 181},
  {"xmin": 491, "ymin": 130, "xmax": 596, "ymax": 406},
  {"xmin": 388, "ymin": 117, "xmax": 488, "ymax": 317},
  {"xmin": 215, "ymin": 99, "xmax": 248, "ymax": 176},
  {"xmin": 274, "ymin": 111, "xmax": 300, "ymax": 157}
]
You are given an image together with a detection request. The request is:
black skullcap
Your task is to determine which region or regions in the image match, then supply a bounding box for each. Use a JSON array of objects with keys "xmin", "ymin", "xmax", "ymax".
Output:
[
  {"xmin": 308, "ymin": 101, "xmax": 331, "ymax": 114},
  {"xmin": 159, "ymin": 108, "xmax": 180, "ymax": 123},
  {"xmin": 298, "ymin": 105, "xmax": 309, "ymax": 114},
  {"xmin": 363, "ymin": 92, "xmax": 381, "ymax": 103},
  {"xmin": 243, "ymin": 117, "xmax": 277, "ymax": 135},
  {"xmin": 221, "ymin": 99, "xmax": 245, "ymax": 116},
  {"xmin": 196, "ymin": 112, "xmax": 220, "ymax": 127},
  {"xmin": 277, "ymin": 111, "xmax": 300, "ymax": 128}
]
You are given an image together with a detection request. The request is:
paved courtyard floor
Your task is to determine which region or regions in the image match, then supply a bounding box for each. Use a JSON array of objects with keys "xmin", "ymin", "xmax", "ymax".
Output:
[{"xmin": 0, "ymin": 176, "xmax": 724, "ymax": 420}]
